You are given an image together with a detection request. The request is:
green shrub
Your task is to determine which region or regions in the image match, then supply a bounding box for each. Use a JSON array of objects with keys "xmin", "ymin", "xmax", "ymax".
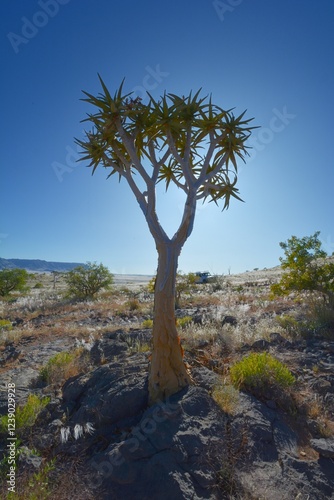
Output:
[
  {"xmin": 65, "ymin": 262, "xmax": 114, "ymax": 300},
  {"xmin": 175, "ymin": 272, "xmax": 197, "ymax": 308},
  {"xmin": 146, "ymin": 277, "xmax": 155, "ymax": 294},
  {"xmin": 230, "ymin": 352, "xmax": 295, "ymax": 394},
  {"xmin": 278, "ymin": 304, "xmax": 334, "ymax": 340},
  {"xmin": 40, "ymin": 350, "xmax": 84, "ymax": 384},
  {"xmin": 142, "ymin": 319, "xmax": 153, "ymax": 329},
  {"xmin": 0, "ymin": 319, "xmax": 12, "ymax": 331},
  {"xmin": 0, "ymin": 268, "xmax": 29, "ymax": 297},
  {"xmin": 33, "ymin": 282, "xmax": 43, "ymax": 289},
  {"xmin": 2, "ymin": 457, "xmax": 55, "ymax": 499},
  {"xmin": 0, "ymin": 394, "xmax": 50, "ymax": 434},
  {"xmin": 23, "ymin": 458, "xmax": 55, "ymax": 499},
  {"xmin": 306, "ymin": 301, "xmax": 334, "ymax": 339},
  {"xmin": 177, "ymin": 316, "xmax": 193, "ymax": 329},
  {"xmin": 271, "ymin": 232, "xmax": 334, "ymax": 306}
]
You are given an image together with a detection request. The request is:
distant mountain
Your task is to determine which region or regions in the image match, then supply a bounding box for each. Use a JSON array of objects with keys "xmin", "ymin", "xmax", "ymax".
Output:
[{"xmin": 0, "ymin": 258, "xmax": 86, "ymax": 273}]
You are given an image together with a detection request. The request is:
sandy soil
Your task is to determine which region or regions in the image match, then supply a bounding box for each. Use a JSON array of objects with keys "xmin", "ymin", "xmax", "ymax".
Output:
[{"xmin": 112, "ymin": 274, "xmax": 153, "ymax": 288}]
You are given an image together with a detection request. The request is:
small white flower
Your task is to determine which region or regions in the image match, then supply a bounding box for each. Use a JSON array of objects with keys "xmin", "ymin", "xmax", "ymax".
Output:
[
  {"xmin": 74, "ymin": 424, "xmax": 84, "ymax": 440},
  {"xmin": 60, "ymin": 427, "xmax": 71, "ymax": 443},
  {"xmin": 84, "ymin": 422, "xmax": 95, "ymax": 435}
]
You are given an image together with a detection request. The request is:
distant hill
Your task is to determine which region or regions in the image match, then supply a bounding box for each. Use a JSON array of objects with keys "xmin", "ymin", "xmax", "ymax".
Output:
[{"xmin": 0, "ymin": 258, "xmax": 86, "ymax": 273}]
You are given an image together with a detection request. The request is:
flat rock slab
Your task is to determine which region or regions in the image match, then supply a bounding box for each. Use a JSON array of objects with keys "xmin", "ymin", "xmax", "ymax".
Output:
[
  {"xmin": 0, "ymin": 367, "xmax": 40, "ymax": 413},
  {"xmin": 311, "ymin": 438, "xmax": 334, "ymax": 458},
  {"xmin": 0, "ymin": 338, "xmax": 76, "ymax": 413},
  {"xmin": 231, "ymin": 393, "xmax": 334, "ymax": 499}
]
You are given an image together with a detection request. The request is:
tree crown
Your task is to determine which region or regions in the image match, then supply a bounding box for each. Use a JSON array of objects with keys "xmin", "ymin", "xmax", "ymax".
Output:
[
  {"xmin": 76, "ymin": 76, "xmax": 256, "ymax": 210},
  {"xmin": 271, "ymin": 232, "xmax": 334, "ymax": 303}
]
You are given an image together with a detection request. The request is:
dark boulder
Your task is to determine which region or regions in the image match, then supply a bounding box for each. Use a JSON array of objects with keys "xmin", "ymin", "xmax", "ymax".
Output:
[
  {"xmin": 87, "ymin": 386, "xmax": 228, "ymax": 499},
  {"xmin": 230, "ymin": 393, "xmax": 334, "ymax": 499},
  {"xmin": 62, "ymin": 354, "xmax": 149, "ymax": 432},
  {"xmin": 310, "ymin": 438, "xmax": 334, "ymax": 458},
  {"xmin": 221, "ymin": 315, "xmax": 237, "ymax": 327}
]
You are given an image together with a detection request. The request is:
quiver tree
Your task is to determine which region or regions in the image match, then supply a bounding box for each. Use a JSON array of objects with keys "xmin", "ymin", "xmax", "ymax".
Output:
[{"xmin": 76, "ymin": 76, "xmax": 256, "ymax": 404}]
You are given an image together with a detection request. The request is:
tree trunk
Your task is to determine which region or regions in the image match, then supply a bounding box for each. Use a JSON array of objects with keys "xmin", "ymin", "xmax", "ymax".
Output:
[{"xmin": 148, "ymin": 243, "xmax": 192, "ymax": 404}]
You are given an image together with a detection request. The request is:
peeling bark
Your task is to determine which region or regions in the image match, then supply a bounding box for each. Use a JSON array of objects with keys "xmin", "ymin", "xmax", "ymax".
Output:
[{"xmin": 148, "ymin": 244, "xmax": 192, "ymax": 405}]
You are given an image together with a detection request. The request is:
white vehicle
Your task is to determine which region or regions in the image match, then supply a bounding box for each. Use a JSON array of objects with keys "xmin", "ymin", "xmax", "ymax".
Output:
[{"xmin": 195, "ymin": 271, "xmax": 211, "ymax": 284}]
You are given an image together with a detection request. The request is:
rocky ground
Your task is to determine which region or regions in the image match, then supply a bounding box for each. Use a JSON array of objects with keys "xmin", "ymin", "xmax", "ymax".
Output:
[{"xmin": 0, "ymin": 271, "xmax": 334, "ymax": 499}]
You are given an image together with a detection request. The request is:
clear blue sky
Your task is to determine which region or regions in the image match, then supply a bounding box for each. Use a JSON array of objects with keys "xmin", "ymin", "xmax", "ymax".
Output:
[{"xmin": 1, "ymin": 0, "xmax": 334, "ymax": 275}]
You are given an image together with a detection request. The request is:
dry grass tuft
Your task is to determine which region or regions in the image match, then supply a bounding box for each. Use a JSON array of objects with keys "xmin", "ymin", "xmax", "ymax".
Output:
[{"xmin": 212, "ymin": 380, "xmax": 240, "ymax": 414}]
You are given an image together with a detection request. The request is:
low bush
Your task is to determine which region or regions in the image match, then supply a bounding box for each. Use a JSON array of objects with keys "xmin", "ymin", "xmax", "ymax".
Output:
[
  {"xmin": 212, "ymin": 382, "xmax": 240, "ymax": 414},
  {"xmin": 0, "ymin": 268, "xmax": 29, "ymax": 297},
  {"xmin": 40, "ymin": 348, "xmax": 87, "ymax": 385},
  {"xmin": 128, "ymin": 339, "xmax": 151, "ymax": 354},
  {"xmin": 0, "ymin": 319, "xmax": 12, "ymax": 331},
  {"xmin": 230, "ymin": 352, "xmax": 295, "ymax": 395},
  {"xmin": 126, "ymin": 298, "xmax": 141, "ymax": 311},
  {"xmin": 1, "ymin": 456, "xmax": 55, "ymax": 500},
  {"xmin": 276, "ymin": 315, "xmax": 303, "ymax": 337},
  {"xmin": 33, "ymin": 282, "xmax": 43, "ymax": 289},
  {"xmin": 177, "ymin": 316, "xmax": 193, "ymax": 329},
  {"xmin": 208, "ymin": 274, "xmax": 225, "ymax": 292},
  {"xmin": 277, "ymin": 302, "xmax": 334, "ymax": 340},
  {"xmin": 306, "ymin": 301, "xmax": 334, "ymax": 339},
  {"xmin": 21, "ymin": 458, "xmax": 55, "ymax": 499},
  {"xmin": 142, "ymin": 319, "xmax": 153, "ymax": 329},
  {"xmin": 65, "ymin": 262, "xmax": 114, "ymax": 300},
  {"xmin": 0, "ymin": 394, "xmax": 50, "ymax": 434}
]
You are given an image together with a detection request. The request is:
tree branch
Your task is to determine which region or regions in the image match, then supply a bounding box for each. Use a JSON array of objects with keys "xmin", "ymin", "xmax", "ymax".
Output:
[
  {"xmin": 100, "ymin": 150, "xmax": 127, "ymax": 177},
  {"xmin": 165, "ymin": 129, "xmax": 184, "ymax": 166},
  {"xmin": 146, "ymin": 183, "xmax": 171, "ymax": 245},
  {"xmin": 172, "ymin": 188, "xmax": 197, "ymax": 249},
  {"xmin": 166, "ymin": 129, "xmax": 195, "ymax": 187},
  {"xmin": 182, "ymin": 125, "xmax": 197, "ymax": 185},
  {"xmin": 197, "ymin": 150, "xmax": 230, "ymax": 189},
  {"xmin": 196, "ymin": 130, "xmax": 219, "ymax": 183},
  {"xmin": 183, "ymin": 126, "xmax": 192, "ymax": 165},
  {"xmin": 148, "ymin": 141, "xmax": 161, "ymax": 184},
  {"xmin": 122, "ymin": 166, "xmax": 148, "ymax": 214},
  {"xmin": 171, "ymin": 175, "xmax": 188, "ymax": 193},
  {"xmin": 115, "ymin": 119, "xmax": 151, "ymax": 186}
]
